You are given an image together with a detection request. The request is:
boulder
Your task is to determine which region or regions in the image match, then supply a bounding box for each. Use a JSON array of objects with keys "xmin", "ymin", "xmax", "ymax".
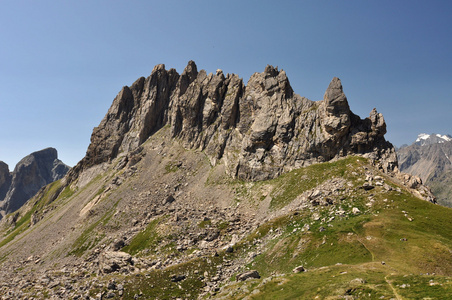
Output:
[
  {"xmin": 293, "ymin": 265, "xmax": 305, "ymax": 273},
  {"xmin": 111, "ymin": 238, "xmax": 125, "ymax": 251},
  {"xmin": 99, "ymin": 251, "xmax": 133, "ymax": 274},
  {"xmin": 236, "ymin": 270, "xmax": 260, "ymax": 281}
]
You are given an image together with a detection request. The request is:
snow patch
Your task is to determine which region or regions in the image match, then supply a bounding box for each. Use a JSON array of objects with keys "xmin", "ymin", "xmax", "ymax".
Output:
[
  {"xmin": 416, "ymin": 133, "xmax": 430, "ymax": 142},
  {"xmin": 437, "ymin": 134, "xmax": 452, "ymax": 142}
]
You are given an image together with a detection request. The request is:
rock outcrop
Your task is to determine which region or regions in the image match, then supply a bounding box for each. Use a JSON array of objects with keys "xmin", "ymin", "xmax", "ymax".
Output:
[
  {"xmin": 0, "ymin": 148, "xmax": 70, "ymax": 218},
  {"xmin": 68, "ymin": 61, "xmax": 397, "ymax": 182}
]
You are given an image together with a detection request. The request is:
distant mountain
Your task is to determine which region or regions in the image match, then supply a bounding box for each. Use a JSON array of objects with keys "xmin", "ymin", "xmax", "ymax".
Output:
[
  {"xmin": 414, "ymin": 133, "xmax": 452, "ymax": 146},
  {"xmin": 0, "ymin": 148, "xmax": 70, "ymax": 219},
  {"xmin": 397, "ymin": 133, "xmax": 452, "ymax": 207}
]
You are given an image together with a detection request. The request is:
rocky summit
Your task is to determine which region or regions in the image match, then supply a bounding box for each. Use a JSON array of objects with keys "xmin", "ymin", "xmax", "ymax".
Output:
[
  {"xmin": 69, "ymin": 61, "xmax": 396, "ymax": 183},
  {"xmin": 0, "ymin": 148, "xmax": 69, "ymax": 220},
  {"xmin": 0, "ymin": 62, "xmax": 450, "ymax": 300}
]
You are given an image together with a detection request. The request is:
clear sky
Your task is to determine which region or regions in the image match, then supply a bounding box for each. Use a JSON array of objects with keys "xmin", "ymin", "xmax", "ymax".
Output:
[{"xmin": 1, "ymin": 1, "xmax": 451, "ymax": 168}]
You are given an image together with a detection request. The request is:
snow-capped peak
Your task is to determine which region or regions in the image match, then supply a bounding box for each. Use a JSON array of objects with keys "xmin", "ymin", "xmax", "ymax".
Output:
[{"xmin": 414, "ymin": 133, "xmax": 452, "ymax": 146}]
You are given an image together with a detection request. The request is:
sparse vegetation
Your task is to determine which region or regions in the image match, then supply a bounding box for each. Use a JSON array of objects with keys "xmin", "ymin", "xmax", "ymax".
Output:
[
  {"xmin": 165, "ymin": 161, "xmax": 180, "ymax": 173},
  {"xmin": 69, "ymin": 200, "xmax": 119, "ymax": 257}
]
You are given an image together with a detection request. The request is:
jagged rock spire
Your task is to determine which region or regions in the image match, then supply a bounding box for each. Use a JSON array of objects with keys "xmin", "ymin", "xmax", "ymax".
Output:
[{"xmin": 69, "ymin": 62, "xmax": 397, "ymax": 183}]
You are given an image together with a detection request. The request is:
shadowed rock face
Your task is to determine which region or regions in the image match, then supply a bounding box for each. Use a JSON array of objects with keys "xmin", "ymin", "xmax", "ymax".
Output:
[
  {"xmin": 69, "ymin": 61, "xmax": 397, "ymax": 182},
  {"xmin": 0, "ymin": 162, "xmax": 11, "ymax": 201},
  {"xmin": 0, "ymin": 148, "xmax": 69, "ymax": 218}
]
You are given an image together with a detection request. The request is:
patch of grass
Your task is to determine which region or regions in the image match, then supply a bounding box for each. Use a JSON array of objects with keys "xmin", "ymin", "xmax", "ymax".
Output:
[
  {"xmin": 164, "ymin": 161, "xmax": 180, "ymax": 173},
  {"xmin": 268, "ymin": 157, "xmax": 364, "ymax": 209},
  {"xmin": 353, "ymin": 188, "xmax": 452, "ymax": 275},
  {"xmin": 58, "ymin": 185, "xmax": 75, "ymax": 200},
  {"xmin": 198, "ymin": 219, "xmax": 212, "ymax": 228},
  {"xmin": 0, "ymin": 214, "xmax": 32, "ymax": 249},
  {"xmin": 241, "ymin": 212, "xmax": 372, "ymax": 277},
  {"xmin": 122, "ymin": 218, "xmax": 161, "ymax": 256},
  {"xmin": 241, "ymin": 265, "xmax": 394, "ymax": 300},
  {"xmin": 217, "ymin": 221, "xmax": 229, "ymax": 231},
  {"xmin": 390, "ymin": 274, "xmax": 452, "ymax": 299},
  {"xmin": 121, "ymin": 255, "xmax": 224, "ymax": 299}
]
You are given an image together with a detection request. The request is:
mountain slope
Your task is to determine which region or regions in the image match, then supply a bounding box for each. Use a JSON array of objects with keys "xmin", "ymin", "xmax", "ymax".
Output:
[
  {"xmin": 0, "ymin": 63, "xmax": 449, "ymax": 299},
  {"xmin": 398, "ymin": 133, "xmax": 452, "ymax": 207}
]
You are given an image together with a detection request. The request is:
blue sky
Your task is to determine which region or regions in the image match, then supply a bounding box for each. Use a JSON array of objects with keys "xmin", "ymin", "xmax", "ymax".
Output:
[{"xmin": 1, "ymin": 1, "xmax": 451, "ymax": 168}]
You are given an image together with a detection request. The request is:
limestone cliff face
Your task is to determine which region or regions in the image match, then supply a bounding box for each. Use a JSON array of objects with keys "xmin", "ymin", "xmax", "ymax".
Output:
[
  {"xmin": 0, "ymin": 148, "xmax": 69, "ymax": 218},
  {"xmin": 70, "ymin": 61, "xmax": 397, "ymax": 181}
]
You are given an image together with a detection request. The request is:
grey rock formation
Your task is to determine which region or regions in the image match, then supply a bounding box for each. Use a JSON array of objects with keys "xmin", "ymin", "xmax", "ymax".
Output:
[
  {"xmin": 0, "ymin": 148, "xmax": 70, "ymax": 218},
  {"xmin": 68, "ymin": 61, "xmax": 397, "ymax": 182},
  {"xmin": 99, "ymin": 251, "xmax": 133, "ymax": 274}
]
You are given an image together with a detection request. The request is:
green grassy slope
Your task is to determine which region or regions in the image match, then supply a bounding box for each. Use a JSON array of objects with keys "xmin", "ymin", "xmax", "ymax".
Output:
[{"xmin": 213, "ymin": 158, "xmax": 452, "ymax": 299}]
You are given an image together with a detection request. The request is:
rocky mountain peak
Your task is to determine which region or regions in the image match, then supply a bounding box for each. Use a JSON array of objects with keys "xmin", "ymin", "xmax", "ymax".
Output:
[
  {"xmin": 369, "ymin": 108, "xmax": 387, "ymax": 135},
  {"xmin": 322, "ymin": 77, "xmax": 351, "ymax": 136},
  {"xmin": 69, "ymin": 61, "xmax": 397, "ymax": 183},
  {"xmin": 0, "ymin": 148, "xmax": 69, "ymax": 219},
  {"xmin": 323, "ymin": 77, "xmax": 349, "ymax": 114},
  {"xmin": 182, "ymin": 60, "xmax": 198, "ymax": 80}
]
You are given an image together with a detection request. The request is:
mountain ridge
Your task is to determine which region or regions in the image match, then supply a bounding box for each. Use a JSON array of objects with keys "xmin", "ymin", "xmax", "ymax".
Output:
[{"xmin": 67, "ymin": 61, "xmax": 397, "ymax": 185}]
